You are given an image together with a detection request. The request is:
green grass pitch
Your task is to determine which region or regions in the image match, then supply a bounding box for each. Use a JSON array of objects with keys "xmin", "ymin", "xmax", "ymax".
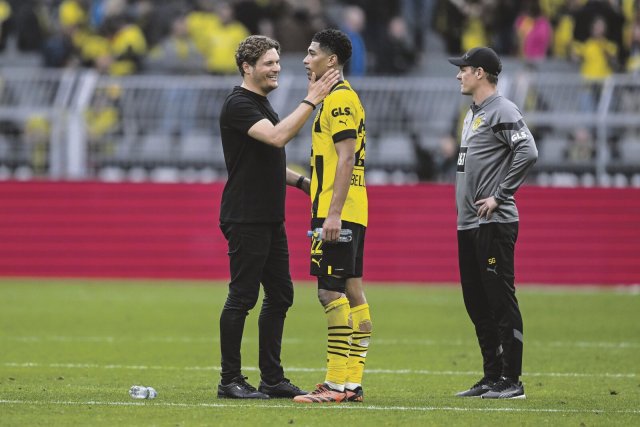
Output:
[{"xmin": 1, "ymin": 279, "xmax": 638, "ymax": 426}]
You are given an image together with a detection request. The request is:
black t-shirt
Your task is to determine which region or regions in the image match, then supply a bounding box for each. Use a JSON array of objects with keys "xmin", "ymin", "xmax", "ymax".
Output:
[{"xmin": 219, "ymin": 86, "xmax": 286, "ymax": 223}]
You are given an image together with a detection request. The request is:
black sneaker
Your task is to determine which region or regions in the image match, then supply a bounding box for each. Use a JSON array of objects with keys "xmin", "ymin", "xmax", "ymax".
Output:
[
  {"xmin": 481, "ymin": 377, "xmax": 526, "ymax": 399},
  {"xmin": 218, "ymin": 376, "xmax": 270, "ymax": 399},
  {"xmin": 258, "ymin": 378, "xmax": 307, "ymax": 398},
  {"xmin": 455, "ymin": 377, "xmax": 497, "ymax": 397}
]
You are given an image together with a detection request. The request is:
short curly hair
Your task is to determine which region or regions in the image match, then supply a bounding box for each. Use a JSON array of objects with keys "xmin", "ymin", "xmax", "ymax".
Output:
[
  {"xmin": 235, "ymin": 35, "xmax": 281, "ymax": 76},
  {"xmin": 312, "ymin": 28, "xmax": 352, "ymax": 65}
]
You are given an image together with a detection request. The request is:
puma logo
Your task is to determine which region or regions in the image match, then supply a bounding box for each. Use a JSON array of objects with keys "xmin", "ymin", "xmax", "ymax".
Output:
[
  {"xmin": 338, "ymin": 119, "xmax": 348, "ymax": 126},
  {"xmin": 312, "ymin": 258, "xmax": 322, "ymax": 267},
  {"xmin": 486, "ymin": 265, "xmax": 498, "ymax": 275}
]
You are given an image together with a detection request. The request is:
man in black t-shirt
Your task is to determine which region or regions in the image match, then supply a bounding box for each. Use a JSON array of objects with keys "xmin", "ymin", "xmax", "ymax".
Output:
[{"xmin": 217, "ymin": 35, "xmax": 339, "ymax": 399}]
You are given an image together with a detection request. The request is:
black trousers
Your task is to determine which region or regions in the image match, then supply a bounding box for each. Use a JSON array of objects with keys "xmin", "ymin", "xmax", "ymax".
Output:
[
  {"xmin": 457, "ymin": 222, "xmax": 523, "ymax": 379},
  {"xmin": 219, "ymin": 222, "xmax": 294, "ymax": 385}
]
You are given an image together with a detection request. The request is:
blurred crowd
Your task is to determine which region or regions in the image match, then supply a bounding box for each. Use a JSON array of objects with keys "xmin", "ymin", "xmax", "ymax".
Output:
[
  {"xmin": 0, "ymin": 0, "xmax": 638, "ymax": 184},
  {"xmin": 0, "ymin": 0, "xmax": 637, "ymax": 77},
  {"xmin": 435, "ymin": 0, "xmax": 639, "ymax": 77},
  {"xmin": 0, "ymin": 0, "xmax": 408, "ymax": 76}
]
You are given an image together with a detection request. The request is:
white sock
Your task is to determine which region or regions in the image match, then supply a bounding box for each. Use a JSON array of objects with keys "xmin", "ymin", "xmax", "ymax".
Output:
[{"xmin": 325, "ymin": 380, "xmax": 345, "ymax": 392}]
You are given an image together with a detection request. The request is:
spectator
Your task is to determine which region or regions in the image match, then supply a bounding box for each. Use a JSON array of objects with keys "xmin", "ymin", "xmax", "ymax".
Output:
[
  {"xmin": 433, "ymin": 0, "xmax": 466, "ymax": 54},
  {"xmin": 0, "ymin": 0, "xmax": 10, "ymax": 51},
  {"xmin": 146, "ymin": 12, "xmax": 204, "ymax": 137},
  {"xmin": 233, "ymin": 0, "xmax": 264, "ymax": 35},
  {"xmin": 491, "ymin": 0, "xmax": 519, "ymax": 55},
  {"xmin": 572, "ymin": 15, "xmax": 619, "ymax": 80},
  {"xmin": 58, "ymin": 0, "xmax": 110, "ymax": 71},
  {"xmin": 460, "ymin": 2, "xmax": 489, "ymax": 52},
  {"xmin": 42, "ymin": 24, "xmax": 77, "ymax": 68},
  {"xmin": 514, "ymin": 0, "xmax": 553, "ymax": 63},
  {"xmin": 74, "ymin": 30, "xmax": 109, "ymax": 70},
  {"xmin": 401, "ymin": 0, "xmax": 437, "ymax": 52},
  {"xmin": 84, "ymin": 86, "xmax": 121, "ymax": 160},
  {"xmin": 573, "ymin": 15, "xmax": 618, "ymax": 112},
  {"xmin": 50, "ymin": 0, "xmax": 88, "ymax": 68},
  {"xmin": 354, "ymin": 0, "xmax": 398, "ymax": 68},
  {"xmin": 23, "ymin": 115, "xmax": 50, "ymax": 175},
  {"xmin": 59, "ymin": 0, "xmax": 88, "ymax": 29},
  {"xmin": 128, "ymin": 0, "xmax": 156, "ymax": 46},
  {"xmin": 146, "ymin": 11, "xmax": 204, "ymax": 74},
  {"xmin": 135, "ymin": 1, "xmax": 177, "ymax": 49},
  {"xmin": 566, "ymin": 126, "xmax": 595, "ymax": 163},
  {"xmin": 88, "ymin": 0, "xmax": 106, "ymax": 29},
  {"xmin": 551, "ymin": 0, "xmax": 582, "ymax": 59},
  {"xmin": 204, "ymin": 1, "xmax": 250, "ymax": 75},
  {"xmin": 621, "ymin": 0, "xmax": 636, "ymax": 53},
  {"xmin": 186, "ymin": 0, "xmax": 222, "ymax": 59},
  {"xmin": 341, "ymin": 5, "xmax": 367, "ymax": 76},
  {"xmin": 414, "ymin": 132, "xmax": 436, "ymax": 181},
  {"xmin": 15, "ymin": 0, "xmax": 53, "ymax": 52},
  {"xmin": 434, "ymin": 134, "xmax": 459, "ymax": 183},
  {"xmin": 625, "ymin": 10, "xmax": 640, "ymax": 74},
  {"xmin": 376, "ymin": 15, "xmax": 418, "ymax": 75},
  {"xmin": 268, "ymin": 0, "xmax": 325, "ymax": 53},
  {"xmin": 539, "ymin": 0, "xmax": 566, "ymax": 20},
  {"xmin": 100, "ymin": 14, "xmax": 148, "ymax": 75},
  {"xmin": 103, "ymin": 0, "xmax": 127, "ymax": 19},
  {"xmin": 573, "ymin": 0, "xmax": 624, "ymax": 64}
]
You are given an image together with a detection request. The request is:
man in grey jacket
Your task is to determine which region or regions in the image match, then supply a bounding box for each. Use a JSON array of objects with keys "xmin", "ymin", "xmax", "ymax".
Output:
[{"xmin": 448, "ymin": 47, "xmax": 538, "ymax": 399}]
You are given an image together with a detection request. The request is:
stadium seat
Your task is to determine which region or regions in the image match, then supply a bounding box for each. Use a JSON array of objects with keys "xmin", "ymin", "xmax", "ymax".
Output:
[
  {"xmin": 0, "ymin": 66, "xmax": 638, "ymax": 184},
  {"xmin": 139, "ymin": 133, "xmax": 175, "ymax": 159},
  {"xmin": 365, "ymin": 169, "xmax": 390, "ymax": 185},
  {"xmin": 98, "ymin": 166, "xmax": 126, "ymax": 182},
  {"xmin": 128, "ymin": 167, "xmax": 148, "ymax": 182},
  {"xmin": 617, "ymin": 136, "xmax": 640, "ymax": 164},
  {"xmin": 0, "ymin": 165, "xmax": 11, "ymax": 180},
  {"xmin": 150, "ymin": 167, "xmax": 181, "ymax": 182},
  {"xmin": 550, "ymin": 172, "xmax": 579, "ymax": 187},
  {"xmin": 537, "ymin": 135, "xmax": 568, "ymax": 168},
  {"xmin": 199, "ymin": 167, "xmax": 220, "ymax": 182},
  {"xmin": 0, "ymin": 136, "xmax": 10, "ymax": 157},
  {"xmin": 375, "ymin": 132, "xmax": 416, "ymax": 170},
  {"xmin": 180, "ymin": 132, "xmax": 223, "ymax": 165},
  {"xmin": 285, "ymin": 135, "xmax": 312, "ymax": 165},
  {"xmin": 612, "ymin": 173, "xmax": 629, "ymax": 188},
  {"xmin": 180, "ymin": 167, "xmax": 200, "ymax": 183},
  {"xmin": 14, "ymin": 165, "xmax": 33, "ymax": 180},
  {"xmin": 580, "ymin": 173, "xmax": 596, "ymax": 187}
]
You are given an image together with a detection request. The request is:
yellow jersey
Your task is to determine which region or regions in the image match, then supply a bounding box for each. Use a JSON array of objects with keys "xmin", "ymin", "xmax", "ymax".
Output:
[
  {"xmin": 574, "ymin": 38, "xmax": 618, "ymax": 81},
  {"xmin": 0, "ymin": 1, "xmax": 11, "ymax": 23},
  {"xmin": 310, "ymin": 80, "xmax": 368, "ymax": 227}
]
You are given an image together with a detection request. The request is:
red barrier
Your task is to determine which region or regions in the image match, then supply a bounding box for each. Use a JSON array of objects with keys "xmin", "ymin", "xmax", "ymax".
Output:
[{"xmin": 0, "ymin": 181, "xmax": 638, "ymax": 285}]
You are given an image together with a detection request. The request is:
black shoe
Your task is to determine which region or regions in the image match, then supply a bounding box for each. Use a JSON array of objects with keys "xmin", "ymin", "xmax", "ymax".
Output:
[
  {"xmin": 258, "ymin": 378, "xmax": 307, "ymax": 398},
  {"xmin": 481, "ymin": 377, "xmax": 526, "ymax": 399},
  {"xmin": 455, "ymin": 377, "xmax": 497, "ymax": 397},
  {"xmin": 345, "ymin": 386, "xmax": 364, "ymax": 402},
  {"xmin": 218, "ymin": 376, "xmax": 270, "ymax": 399}
]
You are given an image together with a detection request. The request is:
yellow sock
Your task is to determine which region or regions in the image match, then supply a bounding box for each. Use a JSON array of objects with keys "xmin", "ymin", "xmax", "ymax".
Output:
[
  {"xmin": 324, "ymin": 296, "xmax": 352, "ymax": 387},
  {"xmin": 345, "ymin": 303, "xmax": 372, "ymax": 388}
]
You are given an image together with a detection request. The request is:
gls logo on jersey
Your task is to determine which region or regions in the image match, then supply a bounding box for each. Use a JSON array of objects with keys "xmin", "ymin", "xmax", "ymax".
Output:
[
  {"xmin": 511, "ymin": 131, "xmax": 528, "ymax": 142},
  {"xmin": 331, "ymin": 107, "xmax": 351, "ymax": 117}
]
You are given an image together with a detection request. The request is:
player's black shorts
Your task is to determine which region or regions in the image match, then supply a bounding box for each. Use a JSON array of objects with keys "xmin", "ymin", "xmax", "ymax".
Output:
[{"xmin": 310, "ymin": 218, "xmax": 366, "ymax": 278}]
